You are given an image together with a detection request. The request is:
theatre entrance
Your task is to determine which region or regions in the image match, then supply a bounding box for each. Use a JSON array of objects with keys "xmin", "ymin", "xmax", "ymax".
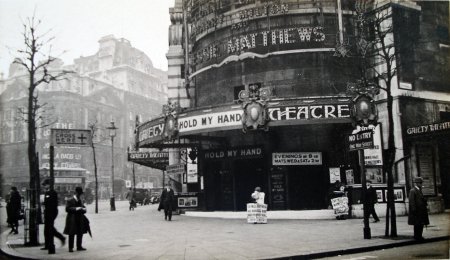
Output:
[
  {"xmin": 287, "ymin": 166, "xmax": 328, "ymax": 210},
  {"xmin": 204, "ymin": 158, "xmax": 266, "ymax": 211}
]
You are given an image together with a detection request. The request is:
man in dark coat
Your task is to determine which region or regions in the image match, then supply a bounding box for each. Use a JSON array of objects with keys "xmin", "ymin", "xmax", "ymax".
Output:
[
  {"xmin": 41, "ymin": 179, "xmax": 66, "ymax": 254},
  {"xmin": 6, "ymin": 187, "xmax": 21, "ymax": 234},
  {"xmin": 63, "ymin": 187, "xmax": 89, "ymax": 252},
  {"xmin": 408, "ymin": 177, "xmax": 429, "ymax": 241},
  {"xmin": 158, "ymin": 184, "xmax": 175, "ymax": 221},
  {"xmin": 364, "ymin": 180, "xmax": 380, "ymax": 223}
]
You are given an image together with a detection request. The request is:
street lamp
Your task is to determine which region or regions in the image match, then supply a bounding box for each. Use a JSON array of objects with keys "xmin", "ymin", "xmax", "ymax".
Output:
[{"xmin": 107, "ymin": 121, "xmax": 118, "ymax": 211}]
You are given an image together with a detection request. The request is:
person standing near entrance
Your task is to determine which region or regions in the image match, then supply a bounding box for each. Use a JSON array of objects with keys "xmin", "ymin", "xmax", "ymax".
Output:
[
  {"xmin": 158, "ymin": 184, "xmax": 175, "ymax": 221},
  {"xmin": 251, "ymin": 187, "xmax": 265, "ymax": 204},
  {"xmin": 364, "ymin": 180, "xmax": 380, "ymax": 223},
  {"xmin": 408, "ymin": 177, "xmax": 429, "ymax": 241},
  {"xmin": 64, "ymin": 187, "xmax": 89, "ymax": 252},
  {"xmin": 41, "ymin": 179, "xmax": 66, "ymax": 254}
]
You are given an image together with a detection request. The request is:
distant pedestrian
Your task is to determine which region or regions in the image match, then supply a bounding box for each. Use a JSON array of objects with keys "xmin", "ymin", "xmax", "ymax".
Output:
[
  {"xmin": 408, "ymin": 177, "xmax": 429, "ymax": 241},
  {"xmin": 126, "ymin": 188, "xmax": 136, "ymax": 211},
  {"xmin": 41, "ymin": 179, "xmax": 66, "ymax": 254},
  {"xmin": 64, "ymin": 187, "xmax": 90, "ymax": 252},
  {"xmin": 158, "ymin": 184, "xmax": 175, "ymax": 221},
  {"xmin": 364, "ymin": 181, "xmax": 380, "ymax": 223},
  {"xmin": 6, "ymin": 187, "xmax": 21, "ymax": 234},
  {"xmin": 251, "ymin": 187, "xmax": 265, "ymax": 204}
]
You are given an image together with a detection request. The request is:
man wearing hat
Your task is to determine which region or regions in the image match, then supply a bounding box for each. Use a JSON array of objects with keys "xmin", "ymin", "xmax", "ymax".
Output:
[
  {"xmin": 64, "ymin": 187, "xmax": 88, "ymax": 252},
  {"xmin": 408, "ymin": 177, "xmax": 430, "ymax": 241},
  {"xmin": 41, "ymin": 179, "xmax": 65, "ymax": 254},
  {"xmin": 364, "ymin": 180, "xmax": 380, "ymax": 223}
]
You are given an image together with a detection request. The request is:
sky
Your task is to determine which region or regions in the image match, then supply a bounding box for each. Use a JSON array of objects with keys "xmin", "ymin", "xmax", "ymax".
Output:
[{"xmin": 0, "ymin": 0, "xmax": 175, "ymax": 77}]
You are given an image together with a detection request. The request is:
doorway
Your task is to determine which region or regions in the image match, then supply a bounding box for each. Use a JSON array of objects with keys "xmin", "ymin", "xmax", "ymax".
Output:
[
  {"xmin": 288, "ymin": 166, "xmax": 328, "ymax": 209},
  {"xmin": 233, "ymin": 159, "xmax": 266, "ymax": 211}
]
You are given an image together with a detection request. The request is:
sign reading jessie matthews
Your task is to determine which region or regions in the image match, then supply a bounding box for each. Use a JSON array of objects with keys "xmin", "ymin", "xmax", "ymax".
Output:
[
  {"xmin": 52, "ymin": 129, "xmax": 92, "ymax": 146},
  {"xmin": 348, "ymin": 130, "xmax": 374, "ymax": 151},
  {"xmin": 272, "ymin": 152, "xmax": 322, "ymax": 165}
]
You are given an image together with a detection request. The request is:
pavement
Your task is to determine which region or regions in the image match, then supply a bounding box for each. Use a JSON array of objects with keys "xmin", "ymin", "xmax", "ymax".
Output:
[{"xmin": 0, "ymin": 200, "xmax": 449, "ymax": 260}]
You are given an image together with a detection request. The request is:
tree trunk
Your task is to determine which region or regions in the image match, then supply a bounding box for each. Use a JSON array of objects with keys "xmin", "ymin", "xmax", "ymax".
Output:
[{"xmin": 27, "ymin": 77, "xmax": 39, "ymax": 246}]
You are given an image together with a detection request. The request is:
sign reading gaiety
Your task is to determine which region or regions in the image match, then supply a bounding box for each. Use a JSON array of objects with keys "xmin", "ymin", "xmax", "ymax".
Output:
[
  {"xmin": 272, "ymin": 152, "xmax": 322, "ymax": 165},
  {"xmin": 406, "ymin": 121, "xmax": 450, "ymax": 136}
]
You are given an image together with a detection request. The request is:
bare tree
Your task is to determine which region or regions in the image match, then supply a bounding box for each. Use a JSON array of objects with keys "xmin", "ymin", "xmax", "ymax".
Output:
[
  {"xmin": 335, "ymin": 1, "xmax": 423, "ymax": 237},
  {"xmin": 13, "ymin": 15, "xmax": 71, "ymax": 245}
]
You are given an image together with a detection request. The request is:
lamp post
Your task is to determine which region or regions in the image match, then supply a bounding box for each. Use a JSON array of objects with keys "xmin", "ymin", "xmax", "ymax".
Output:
[{"xmin": 107, "ymin": 121, "xmax": 118, "ymax": 211}]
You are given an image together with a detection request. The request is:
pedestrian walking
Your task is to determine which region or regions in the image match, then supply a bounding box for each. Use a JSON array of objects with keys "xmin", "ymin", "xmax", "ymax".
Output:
[
  {"xmin": 63, "ymin": 187, "xmax": 91, "ymax": 252},
  {"xmin": 408, "ymin": 177, "xmax": 429, "ymax": 241},
  {"xmin": 251, "ymin": 187, "xmax": 265, "ymax": 204},
  {"xmin": 6, "ymin": 187, "xmax": 21, "ymax": 234},
  {"xmin": 364, "ymin": 180, "xmax": 380, "ymax": 223},
  {"xmin": 126, "ymin": 188, "xmax": 136, "ymax": 211},
  {"xmin": 158, "ymin": 184, "xmax": 175, "ymax": 221},
  {"xmin": 41, "ymin": 179, "xmax": 66, "ymax": 254}
]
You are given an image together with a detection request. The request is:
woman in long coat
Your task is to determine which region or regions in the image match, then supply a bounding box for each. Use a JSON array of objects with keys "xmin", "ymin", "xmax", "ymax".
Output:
[
  {"xmin": 7, "ymin": 187, "xmax": 22, "ymax": 234},
  {"xmin": 63, "ymin": 187, "xmax": 90, "ymax": 252},
  {"xmin": 408, "ymin": 177, "xmax": 429, "ymax": 240}
]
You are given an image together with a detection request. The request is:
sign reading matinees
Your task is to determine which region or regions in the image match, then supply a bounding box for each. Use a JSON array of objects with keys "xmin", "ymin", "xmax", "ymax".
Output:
[{"xmin": 272, "ymin": 152, "xmax": 322, "ymax": 165}]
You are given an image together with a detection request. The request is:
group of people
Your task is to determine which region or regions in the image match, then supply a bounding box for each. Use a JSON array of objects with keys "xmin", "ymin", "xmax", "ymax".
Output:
[
  {"xmin": 363, "ymin": 177, "xmax": 429, "ymax": 240},
  {"xmin": 40, "ymin": 179, "xmax": 90, "ymax": 254}
]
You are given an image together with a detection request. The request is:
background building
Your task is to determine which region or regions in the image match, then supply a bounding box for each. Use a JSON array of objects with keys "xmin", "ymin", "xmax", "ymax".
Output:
[{"xmin": 0, "ymin": 35, "xmax": 168, "ymax": 199}]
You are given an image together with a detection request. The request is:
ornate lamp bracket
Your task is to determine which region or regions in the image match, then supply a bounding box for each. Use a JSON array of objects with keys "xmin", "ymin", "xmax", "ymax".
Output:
[
  {"xmin": 162, "ymin": 101, "xmax": 181, "ymax": 140},
  {"xmin": 238, "ymin": 84, "xmax": 271, "ymax": 133}
]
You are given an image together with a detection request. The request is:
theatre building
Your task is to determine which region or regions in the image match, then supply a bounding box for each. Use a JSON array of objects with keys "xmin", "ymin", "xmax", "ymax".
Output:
[{"xmin": 135, "ymin": 0, "xmax": 449, "ymax": 213}]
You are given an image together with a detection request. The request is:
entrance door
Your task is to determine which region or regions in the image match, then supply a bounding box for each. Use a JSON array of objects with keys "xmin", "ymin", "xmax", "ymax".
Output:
[
  {"xmin": 288, "ymin": 166, "xmax": 328, "ymax": 209},
  {"xmin": 234, "ymin": 159, "xmax": 266, "ymax": 211}
]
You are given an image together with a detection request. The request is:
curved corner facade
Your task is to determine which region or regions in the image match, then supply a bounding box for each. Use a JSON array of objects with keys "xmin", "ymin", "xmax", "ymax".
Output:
[{"xmin": 137, "ymin": 0, "xmax": 450, "ymax": 213}]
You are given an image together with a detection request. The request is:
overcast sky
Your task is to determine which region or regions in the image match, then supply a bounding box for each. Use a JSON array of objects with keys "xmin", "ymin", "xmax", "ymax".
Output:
[{"xmin": 0, "ymin": 0, "xmax": 175, "ymax": 77}]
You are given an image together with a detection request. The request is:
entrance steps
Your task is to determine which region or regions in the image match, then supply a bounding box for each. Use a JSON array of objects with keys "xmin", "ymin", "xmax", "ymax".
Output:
[{"xmin": 184, "ymin": 209, "xmax": 336, "ymax": 220}]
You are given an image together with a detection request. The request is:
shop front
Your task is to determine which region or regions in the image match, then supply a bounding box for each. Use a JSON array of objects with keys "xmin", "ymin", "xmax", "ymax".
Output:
[{"xmin": 401, "ymin": 98, "xmax": 450, "ymax": 211}]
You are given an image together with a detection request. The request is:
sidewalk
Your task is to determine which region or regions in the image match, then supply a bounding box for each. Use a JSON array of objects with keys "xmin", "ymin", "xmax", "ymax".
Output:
[{"xmin": 1, "ymin": 201, "xmax": 449, "ymax": 260}]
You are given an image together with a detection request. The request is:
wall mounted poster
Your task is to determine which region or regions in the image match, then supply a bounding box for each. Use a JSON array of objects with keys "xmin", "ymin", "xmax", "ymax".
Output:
[
  {"xmin": 329, "ymin": 167, "xmax": 341, "ymax": 183},
  {"xmin": 345, "ymin": 169, "xmax": 354, "ymax": 185}
]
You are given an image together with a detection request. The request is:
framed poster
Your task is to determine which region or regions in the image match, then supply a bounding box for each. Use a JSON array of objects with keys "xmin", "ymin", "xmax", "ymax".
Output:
[
  {"xmin": 376, "ymin": 190, "xmax": 383, "ymax": 203},
  {"xmin": 178, "ymin": 197, "xmax": 198, "ymax": 207},
  {"xmin": 329, "ymin": 167, "xmax": 341, "ymax": 184},
  {"xmin": 345, "ymin": 169, "xmax": 354, "ymax": 185}
]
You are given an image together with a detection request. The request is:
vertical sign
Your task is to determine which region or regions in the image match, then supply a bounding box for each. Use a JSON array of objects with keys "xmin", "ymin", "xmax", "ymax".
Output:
[
  {"xmin": 186, "ymin": 148, "xmax": 198, "ymax": 183},
  {"xmin": 417, "ymin": 145, "xmax": 436, "ymax": 196},
  {"xmin": 270, "ymin": 172, "xmax": 286, "ymax": 210}
]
